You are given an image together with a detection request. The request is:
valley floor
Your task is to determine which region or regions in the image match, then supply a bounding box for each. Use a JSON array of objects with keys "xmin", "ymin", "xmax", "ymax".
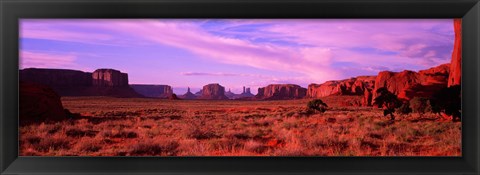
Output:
[{"xmin": 19, "ymin": 96, "xmax": 461, "ymax": 156}]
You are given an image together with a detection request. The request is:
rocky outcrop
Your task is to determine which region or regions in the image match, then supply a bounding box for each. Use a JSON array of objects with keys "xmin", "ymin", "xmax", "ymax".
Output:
[
  {"xmin": 180, "ymin": 87, "xmax": 197, "ymax": 99},
  {"xmin": 19, "ymin": 68, "xmax": 142, "ymax": 98},
  {"xmin": 256, "ymin": 84, "xmax": 307, "ymax": 100},
  {"xmin": 448, "ymin": 19, "xmax": 462, "ymax": 87},
  {"xmin": 92, "ymin": 69, "xmax": 128, "ymax": 87},
  {"xmin": 225, "ymin": 86, "xmax": 255, "ymax": 99},
  {"xmin": 362, "ymin": 89, "xmax": 373, "ymax": 106},
  {"xmin": 20, "ymin": 68, "xmax": 92, "ymax": 87},
  {"xmin": 169, "ymin": 94, "xmax": 180, "ymax": 100},
  {"xmin": 20, "ymin": 81, "xmax": 68, "ymax": 124},
  {"xmin": 373, "ymin": 64, "xmax": 450, "ymax": 101},
  {"xmin": 199, "ymin": 83, "xmax": 229, "ymax": 100},
  {"xmin": 130, "ymin": 85, "xmax": 173, "ymax": 98},
  {"xmin": 238, "ymin": 87, "xmax": 255, "ymax": 98},
  {"xmin": 194, "ymin": 90, "xmax": 203, "ymax": 96},
  {"xmin": 307, "ymin": 76, "xmax": 376, "ymax": 98},
  {"xmin": 225, "ymin": 89, "xmax": 237, "ymax": 99}
]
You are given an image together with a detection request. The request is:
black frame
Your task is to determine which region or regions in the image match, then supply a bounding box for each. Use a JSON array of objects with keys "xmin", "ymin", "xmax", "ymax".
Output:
[{"xmin": 1, "ymin": 0, "xmax": 479, "ymax": 174}]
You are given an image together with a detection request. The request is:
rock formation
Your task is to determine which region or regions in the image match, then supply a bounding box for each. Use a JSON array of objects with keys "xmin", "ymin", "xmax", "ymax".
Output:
[
  {"xmin": 20, "ymin": 68, "xmax": 92, "ymax": 87},
  {"xmin": 256, "ymin": 84, "xmax": 307, "ymax": 100},
  {"xmin": 180, "ymin": 87, "xmax": 197, "ymax": 99},
  {"xmin": 130, "ymin": 84, "xmax": 173, "ymax": 98},
  {"xmin": 238, "ymin": 86, "xmax": 255, "ymax": 98},
  {"xmin": 92, "ymin": 69, "xmax": 128, "ymax": 87},
  {"xmin": 199, "ymin": 83, "xmax": 229, "ymax": 100},
  {"xmin": 362, "ymin": 88, "xmax": 373, "ymax": 106},
  {"xmin": 19, "ymin": 68, "xmax": 142, "ymax": 98},
  {"xmin": 20, "ymin": 81, "xmax": 68, "ymax": 124},
  {"xmin": 225, "ymin": 88, "xmax": 237, "ymax": 99},
  {"xmin": 169, "ymin": 93, "xmax": 180, "ymax": 100},
  {"xmin": 194, "ymin": 90, "xmax": 203, "ymax": 96},
  {"xmin": 448, "ymin": 19, "xmax": 462, "ymax": 87},
  {"xmin": 307, "ymin": 76, "xmax": 376, "ymax": 98},
  {"xmin": 225, "ymin": 86, "xmax": 255, "ymax": 99},
  {"xmin": 373, "ymin": 63, "xmax": 450, "ymax": 101}
]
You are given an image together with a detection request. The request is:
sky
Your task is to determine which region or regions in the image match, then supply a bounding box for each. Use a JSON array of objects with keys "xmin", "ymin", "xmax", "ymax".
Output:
[{"xmin": 20, "ymin": 19, "xmax": 455, "ymax": 94}]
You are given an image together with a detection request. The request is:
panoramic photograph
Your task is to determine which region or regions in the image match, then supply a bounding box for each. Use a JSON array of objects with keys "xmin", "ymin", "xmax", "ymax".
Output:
[{"xmin": 19, "ymin": 19, "xmax": 461, "ymax": 156}]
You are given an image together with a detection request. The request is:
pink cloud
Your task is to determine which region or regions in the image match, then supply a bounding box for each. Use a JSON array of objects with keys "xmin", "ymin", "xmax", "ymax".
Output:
[
  {"xmin": 20, "ymin": 19, "xmax": 151, "ymax": 47},
  {"xmin": 19, "ymin": 50, "xmax": 96, "ymax": 72},
  {"xmin": 20, "ymin": 51, "xmax": 77, "ymax": 69},
  {"xmin": 97, "ymin": 20, "xmax": 340, "ymax": 84},
  {"xmin": 215, "ymin": 19, "xmax": 453, "ymax": 68}
]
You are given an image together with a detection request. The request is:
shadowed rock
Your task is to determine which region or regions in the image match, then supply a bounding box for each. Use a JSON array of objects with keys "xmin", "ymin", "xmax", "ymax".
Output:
[
  {"xmin": 169, "ymin": 93, "xmax": 180, "ymax": 100},
  {"xmin": 20, "ymin": 68, "xmax": 142, "ymax": 98},
  {"xmin": 20, "ymin": 68, "xmax": 92, "ymax": 88},
  {"xmin": 373, "ymin": 64, "xmax": 450, "ymax": 101},
  {"xmin": 180, "ymin": 87, "xmax": 197, "ymax": 99},
  {"xmin": 225, "ymin": 86, "xmax": 255, "ymax": 99},
  {"xmin": 224, "ymin": 88, "xmax": 237, "ymax": 99},
  {"xmin": 20, "ymin": 81, "xmax": 68, "ymax": 124},
  {"xmin": 131, "ymin": 84, "xmax": 173, "ymax": 98}
]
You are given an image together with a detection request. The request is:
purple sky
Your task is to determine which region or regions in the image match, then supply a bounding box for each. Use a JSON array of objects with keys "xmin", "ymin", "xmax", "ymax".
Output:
[{"xmin": 20, "ymin": 19, "xmax": 455, "ymax": 94}]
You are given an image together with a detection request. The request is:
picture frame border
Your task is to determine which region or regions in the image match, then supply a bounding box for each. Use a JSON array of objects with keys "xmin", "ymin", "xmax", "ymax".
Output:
[{"xmin": 1, "ymin": 0, "xmax": 479, "ymax": 174}]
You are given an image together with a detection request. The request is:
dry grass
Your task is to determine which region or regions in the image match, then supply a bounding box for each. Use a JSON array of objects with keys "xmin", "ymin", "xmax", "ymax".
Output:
[{"xmin": 19, "ymin": 96, "xmax": 461, "ymax": 156}]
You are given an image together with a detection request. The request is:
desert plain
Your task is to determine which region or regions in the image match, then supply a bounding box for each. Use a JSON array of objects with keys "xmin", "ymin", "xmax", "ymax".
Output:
[{"xmin": 19, "ymin": 96, "xmax": 461, "ymax": 156}]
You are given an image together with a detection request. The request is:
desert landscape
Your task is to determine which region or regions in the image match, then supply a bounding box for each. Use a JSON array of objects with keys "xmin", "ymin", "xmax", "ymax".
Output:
[
  {"xmin": 19, "ymin": 19, "xmax": 461, "ymax": 156},
  {"xmin": 20, "ymin": 96, "xmax": 460, "ymax": 156}
]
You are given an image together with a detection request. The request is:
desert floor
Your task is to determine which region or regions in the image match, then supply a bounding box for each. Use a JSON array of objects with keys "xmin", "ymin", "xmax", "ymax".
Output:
[{"xmin": 19, "ymin": 96, "xmax": 461, "ymax": 156}]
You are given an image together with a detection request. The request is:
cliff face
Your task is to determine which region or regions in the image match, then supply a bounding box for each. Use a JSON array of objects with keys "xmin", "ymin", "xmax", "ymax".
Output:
[
  {"xmin": 19, "ymin": 68, "xmax": 142, "ymax": 98},
  {"xmin": 130, "ymin": 85, "xmax": 173, "ymax": 98},
  {"xmin": 256, "ymin": 84, "xmax": 307, "ymax": 100},
  {"xmin": 92, "ymin": 69, "xmax": 128, "ymax": 87},
  {"xmin": 373, "ymin": 64, "xmax": 450, "ymax": 101},
  {"xmin": 199, "ymin": 83, "xmax": 229, "ymax": 100},
  {"xmin": 20, "ymin": 68, "xmax": 92, "ymax": 87},
  {"xmin": 307, "ymin": 76, "xmax": 376, "ymax": 98},
  {"xmin": 448, "ymin": 19, "xmax": 462, "ymax": 87}
]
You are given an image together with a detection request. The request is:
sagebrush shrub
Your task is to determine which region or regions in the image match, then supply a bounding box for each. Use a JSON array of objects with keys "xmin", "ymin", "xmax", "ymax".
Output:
[
  {"xmin": 397, "ymin": 102, "xmax": 412, "ymax": 115},
  {"xmin": 409, "ymin": 97, "xmax": 432, "ymax": 114},
  {"xmin": 307, "ymin": 99, "xmax": 328, "ymax": 113}
]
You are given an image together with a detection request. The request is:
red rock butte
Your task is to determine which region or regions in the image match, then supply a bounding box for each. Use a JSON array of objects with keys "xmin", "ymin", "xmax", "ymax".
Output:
[
  {"xmin": 92, "ymin": 69, "xmax": 129, "ymax": 87},
  {"xmin": 199, "ymin": 83, "xmax": 229, "ymax": 100},
  {"xmin": 19, "ymin": 68, "xmax": 142, "ymax": 98},
  {"xmin": 256, "ymin": 84, "xmax": 307, "ymax": 100}
]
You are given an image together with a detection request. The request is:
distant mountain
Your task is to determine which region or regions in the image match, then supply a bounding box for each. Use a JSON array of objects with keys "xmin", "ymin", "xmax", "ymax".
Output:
[
  {"xmin": 224, "ymin": 87, "xmax": 254, "ymax": 99},
  {"xmin": 194, "ymin": 89, "xmax": 203, "ymax": 96},
  {"xmin": 180, "ymin": 87, "xmax": 197, "ymax": 100},
  {"xmin": 225, "ymin": 89, "xmax": 237, "ymax": 99},
  {"xmin": 238, "ymin": 87, "xmax": 255, "ymax": 98},
  {"xmin": 130, "ymin": 84, "xmax": 173, "ymax": 98}
]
